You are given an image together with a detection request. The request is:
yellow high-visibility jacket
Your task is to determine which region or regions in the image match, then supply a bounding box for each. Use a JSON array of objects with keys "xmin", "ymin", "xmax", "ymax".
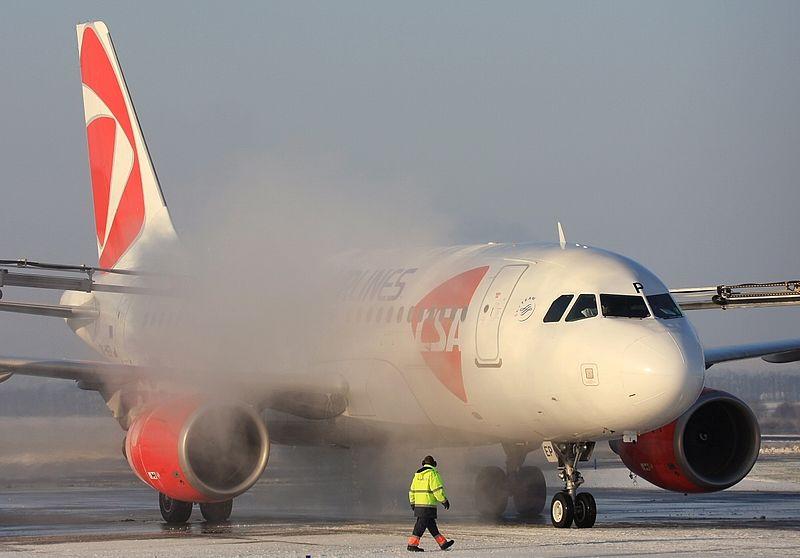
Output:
[{"xmin": 408, "ymin": 465, "xmax": 448, "ymax": 508}]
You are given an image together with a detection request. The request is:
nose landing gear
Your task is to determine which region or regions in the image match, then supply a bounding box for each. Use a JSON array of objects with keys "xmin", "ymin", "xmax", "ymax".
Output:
[{"xmin": 546, "ymin": 441, "xmax": 596, "ymax": 528}]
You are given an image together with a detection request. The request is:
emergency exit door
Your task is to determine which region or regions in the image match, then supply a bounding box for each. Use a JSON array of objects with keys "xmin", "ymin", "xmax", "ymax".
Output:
[{"xmin": 475, "ymin": 265, "xmax": 528, "ymax": 366}]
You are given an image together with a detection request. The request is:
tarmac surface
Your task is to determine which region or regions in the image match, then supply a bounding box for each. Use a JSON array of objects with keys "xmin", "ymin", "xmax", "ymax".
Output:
[
  {"xmin": 1, "ymin": 418, "xmax": 799, "ymax": 556},
  {"xmin": 2, "ymin": 484, "xmax": 800, "ymax": 557}
]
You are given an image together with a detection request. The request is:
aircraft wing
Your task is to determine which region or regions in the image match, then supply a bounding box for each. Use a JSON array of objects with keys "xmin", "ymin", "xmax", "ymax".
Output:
[
  {"xmin": 0, "ymin": 356, "xmax": 348, "ymax": 421},
  {"xmin": 703, "ymin": 338, "xmax": 800, "ymax": 368},
  {"xmin": 0, "ymin": 356, "xmax": 138, "ymax": 387}
]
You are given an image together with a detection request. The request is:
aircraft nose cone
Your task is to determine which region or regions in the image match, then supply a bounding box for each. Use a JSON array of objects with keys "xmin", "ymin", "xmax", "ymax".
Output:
[{"xmin": 623, "ymin": 331, "xmax": 704, "ymax": 429}]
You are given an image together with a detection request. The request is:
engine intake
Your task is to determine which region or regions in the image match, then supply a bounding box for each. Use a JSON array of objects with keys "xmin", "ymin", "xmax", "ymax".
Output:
[
  {"xmin": 611, "ymin": 389, "xmax": 760, "ymax": 492},
  {"xmin": 125, "ymin": 398, "xmax": 269, "ymax": 503}
]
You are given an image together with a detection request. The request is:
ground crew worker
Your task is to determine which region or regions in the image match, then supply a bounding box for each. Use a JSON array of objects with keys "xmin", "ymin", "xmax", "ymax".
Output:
[{"xmin": 407, "ymin": 455, "xmax": 454, "ymax": 552}]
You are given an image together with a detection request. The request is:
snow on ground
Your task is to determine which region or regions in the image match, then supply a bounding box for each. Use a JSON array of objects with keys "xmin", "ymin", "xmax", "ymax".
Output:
[{"xmin": 3, "ymin": 522, "xmax": 800, "ymax": 557}]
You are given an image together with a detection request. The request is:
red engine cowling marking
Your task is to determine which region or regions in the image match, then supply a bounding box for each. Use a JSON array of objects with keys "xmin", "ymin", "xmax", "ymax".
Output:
[
  {"xmin": 125, "ymin": 398, "xmax": 269, "ymax": 503},
  {"xmin": 611, "ymin": 389, "xmax": 760, "ymax": 493}
]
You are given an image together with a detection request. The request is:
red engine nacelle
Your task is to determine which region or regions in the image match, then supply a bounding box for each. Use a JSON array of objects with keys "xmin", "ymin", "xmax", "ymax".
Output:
[
  {"xmin": 125, "ymin": 398, "xmax": 270, "ymax": 503},
  {"xmin": 611, "ymin": 389, "xmax": 760, "ymax": 493}
]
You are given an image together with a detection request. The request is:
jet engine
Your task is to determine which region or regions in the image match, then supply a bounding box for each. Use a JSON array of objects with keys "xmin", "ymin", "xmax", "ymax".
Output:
[
  {"xmin": 125, "ymin": 398, "xmax": 269, "ymax": 503},
  {"xmin": 611, "ymin": 389, "xmax": 760, "ymax": 493}
]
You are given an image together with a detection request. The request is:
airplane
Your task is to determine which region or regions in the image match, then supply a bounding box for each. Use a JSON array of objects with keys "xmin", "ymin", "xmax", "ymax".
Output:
[{"xmin": 2, "ymin": 20, "xmax": 800, "ymax": 528}]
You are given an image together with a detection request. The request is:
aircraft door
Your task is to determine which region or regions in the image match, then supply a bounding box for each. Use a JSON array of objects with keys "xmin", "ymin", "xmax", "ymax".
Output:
[{"xmin": 475, "ymin": 265, "xmax": 528, "ymax": 366}]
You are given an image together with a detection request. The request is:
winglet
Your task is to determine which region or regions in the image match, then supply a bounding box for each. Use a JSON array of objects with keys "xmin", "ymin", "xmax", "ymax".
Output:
[{"xmin": 557, "ymin": 222, "xmax": 566, "ymax": 249}]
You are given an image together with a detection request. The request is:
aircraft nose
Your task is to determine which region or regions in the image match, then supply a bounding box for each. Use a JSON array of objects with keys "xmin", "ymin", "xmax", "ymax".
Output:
[{"xmin": 622, "ymin": 331, "xmax": 704, "ymax": 429}]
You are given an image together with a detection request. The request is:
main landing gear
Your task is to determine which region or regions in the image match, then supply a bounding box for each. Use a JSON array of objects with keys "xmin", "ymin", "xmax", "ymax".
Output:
[
  {"xmin": 200, "ymin": 500, "xmax": 234, "ymax": 523},
  {"xmin": 474, "ymin": 443, "xmax": 547, "ymax": 520},
  {"xmin": 546, "ymin": 441, "xmax": 596, "ymax": 529},
  {"xmin": 159, "ymin": 493, "xmax": 192, "ymax": 524},
  {"xmin": 158, "ymin": 493, "xmax": 234, "ymax": 524}
]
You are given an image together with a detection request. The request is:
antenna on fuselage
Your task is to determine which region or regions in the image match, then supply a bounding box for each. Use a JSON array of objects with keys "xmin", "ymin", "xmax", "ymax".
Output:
[{"xmin": 557, "ymin": 222, "xmax": 566, "ymax": 249}]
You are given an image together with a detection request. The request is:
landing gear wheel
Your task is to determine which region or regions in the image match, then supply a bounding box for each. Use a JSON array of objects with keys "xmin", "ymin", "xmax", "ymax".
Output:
[
  {"xmin": 159, "ymin": 492, "xmax": 193, "ymax": 524},
  {"xmin": 511, "ymin": 466, "xmax": 546, "ymax": 518},
  {"xmin": 475, "ymin": 466, "xmax": 508, "ymax": 519},
  {"xmin": 573, "ymin": 492, "xmax": 596, "ymax": 528},
  {"xmin": 200, "ymin": 500, "xmax": 233, "ymax": 523},
  {"xmin": 550, "ymin": 491, "xmax": 574, "ymax": 528}
]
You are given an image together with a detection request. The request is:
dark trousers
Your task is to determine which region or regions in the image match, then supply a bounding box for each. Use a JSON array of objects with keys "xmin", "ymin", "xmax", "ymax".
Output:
[{"xmin": 412, "ymin": 516, "xmax": 441, "ymax": 538}]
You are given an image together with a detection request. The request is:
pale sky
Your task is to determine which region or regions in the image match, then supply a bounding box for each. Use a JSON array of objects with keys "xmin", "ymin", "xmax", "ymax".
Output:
[{"xmin": 1, "ymin": 1, "xmax": 800, "ymax": 366}]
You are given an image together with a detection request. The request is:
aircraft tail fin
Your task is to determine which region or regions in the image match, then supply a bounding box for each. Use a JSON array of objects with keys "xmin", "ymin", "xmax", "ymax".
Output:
[{"xmin": 76, "ymin": 21, "xmax": 178, "ymax": 270}]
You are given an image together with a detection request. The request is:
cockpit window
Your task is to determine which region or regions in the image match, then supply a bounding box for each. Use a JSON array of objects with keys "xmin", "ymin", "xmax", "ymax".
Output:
[
  {"xmin": 600, "ymin": 294, "xmax": 650, "ymax": 318},
  {"xmin": 647, "ymin": 293, "xmax": 683, "ymax": 319},
  {"xmin": 543, "ymin": 294, "xmax": 574, "ymax": 323},
  {"xmin": 565, "ymin": 294, "xmax": 598, "ymax": 322}
]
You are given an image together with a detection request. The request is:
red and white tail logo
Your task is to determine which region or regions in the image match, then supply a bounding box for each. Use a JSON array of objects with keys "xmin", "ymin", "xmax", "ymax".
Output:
[{"xmin": 77, "ymin": 22, "xmax": 176, "ymax": 269}]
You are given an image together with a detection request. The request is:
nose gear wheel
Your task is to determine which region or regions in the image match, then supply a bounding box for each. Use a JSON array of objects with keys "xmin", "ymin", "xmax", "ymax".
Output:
[
  {"xmin": 550, "ymin": 491, "xmax": 574, "ymax": 528},
  {"xmin": 573, "ymin": 492, "xmax": 597, "ymax": 528}
]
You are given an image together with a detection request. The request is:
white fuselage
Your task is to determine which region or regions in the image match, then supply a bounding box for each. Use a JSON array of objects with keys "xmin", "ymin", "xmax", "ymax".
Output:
[{"xmin": 63, "ymin": 242, "xmax": 706, "ymax": 446}]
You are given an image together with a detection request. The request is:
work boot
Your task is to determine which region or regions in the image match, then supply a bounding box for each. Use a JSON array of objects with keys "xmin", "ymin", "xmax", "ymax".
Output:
[
  {"xmin": 434, "ymin": 535, "xmax": 454, "ymax": 550},
  {"xmin": 407, "ymin": 536, "xmax": 424, "ymax": 552}
]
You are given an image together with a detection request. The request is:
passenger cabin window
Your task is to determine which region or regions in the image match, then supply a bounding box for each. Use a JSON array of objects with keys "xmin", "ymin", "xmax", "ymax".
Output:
[
  {"xmin": 565, "ymin": 294, "xmax": 598, "ymax": 322},
  {"xmin": 647, "ymin": 293, "xmax": 683, "ymax": 319},
  {"xmin": 600, "ymin": 294, "xmax": 650, "ymax": 318},
  {"xmin": 543, "ymin": 294, "xmax": 574, "ymax": 322}
]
